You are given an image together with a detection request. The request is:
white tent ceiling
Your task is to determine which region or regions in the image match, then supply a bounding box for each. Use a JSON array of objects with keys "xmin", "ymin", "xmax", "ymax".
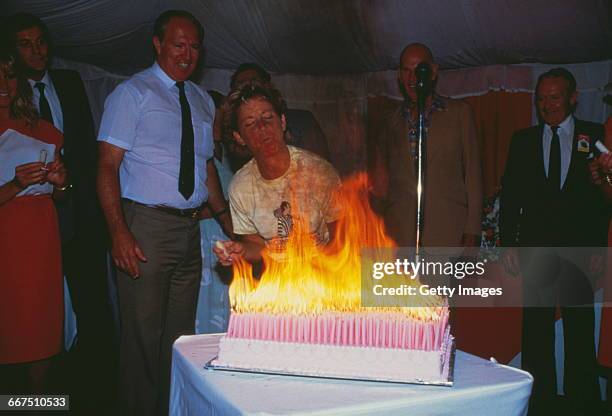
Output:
[{"xmin": 4, "ymin": 0, "xmax": 612, "ymax": 76}]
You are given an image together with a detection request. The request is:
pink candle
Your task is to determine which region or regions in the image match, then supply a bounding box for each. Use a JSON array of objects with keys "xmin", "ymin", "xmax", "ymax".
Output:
[
  {"xmin": 239, "ymin": 315, "xmax": 245, "ymax": 338},
  {"xmin": 291, "ymin": 315, "xmax": 297, "ymax": 343},
  {"xmin": 409, "ymin": 321, "xmax": 415, "ymax": 349},
  {"xmin": 227, "ymin": 315, "xmax": 234, "ymax": 337},
  {"xmin": 280, "ymin": 315, "xmax": 286, "ymax": 342},
  {"xmin": 434, "ymin": 320, "xmax": 441, "ymax": 349},
  {"xmin": 274, "ymin": 315, "xmax": 279, "ymax": 341},
  {"xmin": 268, "ymin": 315, "xmax": 274, "ymax": 340},
  {"xmin": 240, "ymin": 314, "xmax": 246, "ymax": 338},
  {"xmin": 309, "ymin": 316, "xmax": 316, "ymax": 344},
  {"xmin": 375, "ymin": 318, "xmax": 380, "ymax": 348},
  {"xmin": 323, "ymin": 316, "xmax": 328, "ymax": 344},
  {"xmin": 382, "ymin": 318, "xmax": 388, "ymax": 348},
  {"xmin": 393, "ymin": 319, "xmax": 399, "ymax": 349}
]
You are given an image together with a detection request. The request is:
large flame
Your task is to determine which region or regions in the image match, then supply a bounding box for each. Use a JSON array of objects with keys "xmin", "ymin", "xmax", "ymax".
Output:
[{"xmin": 229, "ymin": 173, "xmax": 445, "ymax": 321}]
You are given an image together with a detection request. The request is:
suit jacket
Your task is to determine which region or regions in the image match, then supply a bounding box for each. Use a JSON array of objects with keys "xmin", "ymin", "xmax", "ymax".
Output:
[
  {"xmin": 372, "ymin": 98, "xmax": 483, "ymax": 247},
  {"xmin": 500, "ymin": 118, "xmax": 608, "ymax": 247},
  {"xmin": 48, "ymin": 69, "xmax": 104, "ymax": 242}
]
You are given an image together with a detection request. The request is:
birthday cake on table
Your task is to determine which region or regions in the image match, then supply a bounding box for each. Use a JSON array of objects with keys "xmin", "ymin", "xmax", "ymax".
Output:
[
  {"xmin": 210, "ymin": 174, "xmax": 455, "ymax": 385},
  {"xmin": 212, "ymin": 308, "xmax": 453, "ymax": 384}
]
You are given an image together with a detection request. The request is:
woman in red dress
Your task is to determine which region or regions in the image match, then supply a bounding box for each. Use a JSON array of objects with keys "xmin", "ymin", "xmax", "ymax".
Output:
[{"xmin": 0, "ymin": 52, "xmax": 69, "ymax": 392}]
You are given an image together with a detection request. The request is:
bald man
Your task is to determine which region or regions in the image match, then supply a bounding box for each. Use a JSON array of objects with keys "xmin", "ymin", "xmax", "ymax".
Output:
[{"xmin": 372, "ymin": 43, "xmax": 482, "ymax": 249}]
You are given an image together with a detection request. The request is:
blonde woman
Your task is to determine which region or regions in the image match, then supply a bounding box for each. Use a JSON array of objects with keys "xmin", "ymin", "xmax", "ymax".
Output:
[{"xmin": 0, "ymin": 52, "xmax": 68, "ymax": 393}]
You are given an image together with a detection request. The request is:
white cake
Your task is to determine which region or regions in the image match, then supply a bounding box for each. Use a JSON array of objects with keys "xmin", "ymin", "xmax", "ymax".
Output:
[{"xmin": 211, "ymin": 310, "xmax": 454, "ymax": 384}]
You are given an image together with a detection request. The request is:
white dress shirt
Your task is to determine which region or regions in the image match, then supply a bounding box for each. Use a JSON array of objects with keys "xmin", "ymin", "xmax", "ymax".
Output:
[
  {"xmin": 97, "ymin": 62, "xmax": 215, "ymax": 209},
  {"xmin": 28, "ymin": 72, "xmax": 64, "ymax": 132}
]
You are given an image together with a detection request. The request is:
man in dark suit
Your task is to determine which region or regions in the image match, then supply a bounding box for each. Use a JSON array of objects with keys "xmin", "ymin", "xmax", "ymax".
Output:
[
  {"xmin": 500, "ymin": 67, "xmax": 608, "ymax": 415},
  {"xmin": 7, "ymin": 12, "xmax": 116, "ymax": 410}
]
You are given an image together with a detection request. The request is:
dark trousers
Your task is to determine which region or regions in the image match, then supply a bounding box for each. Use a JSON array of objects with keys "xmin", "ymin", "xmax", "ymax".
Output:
[
  {"xmin": 62, "ymin": 227, "xmax": 118, "ymax": 407},
  {"xmin": 117, "ymin": 201, "xmax": 201, "ymax": 416},
  {"xmin": 521, "ymin": 249, "xmax": 601, "ymax": 415}
]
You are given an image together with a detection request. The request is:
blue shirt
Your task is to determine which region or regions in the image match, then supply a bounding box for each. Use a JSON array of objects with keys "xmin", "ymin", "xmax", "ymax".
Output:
[
  {"xmin": 98, "ymin": 63, "xmax": 215, "ymax": 209},
  {"xmin": 28, "ymin": 72, "xmax": 64, "ymax": 132},
  {"xmin": 542, "ymin": 115, "xmax": 573, "ymax": 189}
]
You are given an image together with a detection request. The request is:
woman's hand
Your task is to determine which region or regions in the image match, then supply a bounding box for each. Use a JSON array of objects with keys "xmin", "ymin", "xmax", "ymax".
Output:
[
  {"xmin": 45, "ymin": 158, "xmax": 68, "ymax": 188},
  {"xmin": 13, "ymin": 162, "xmax": 47, "ymax": 190}
]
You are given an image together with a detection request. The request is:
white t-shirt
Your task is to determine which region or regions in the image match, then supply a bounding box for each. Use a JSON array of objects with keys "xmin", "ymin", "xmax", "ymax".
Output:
[{"xmin": 229, "ymin": 146, "xmax": 341, "ymax": 259}]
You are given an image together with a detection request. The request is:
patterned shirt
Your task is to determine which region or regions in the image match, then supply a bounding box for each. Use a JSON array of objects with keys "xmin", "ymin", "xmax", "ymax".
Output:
[{"xmin": 401, "ymin": 94, "xmax": 446, "ymax": 161}]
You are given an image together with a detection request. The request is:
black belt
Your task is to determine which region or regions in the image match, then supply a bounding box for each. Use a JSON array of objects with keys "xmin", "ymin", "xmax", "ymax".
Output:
[{"xmin": 122, "ymin": 198, "xmax": 201, "ymax": 219}]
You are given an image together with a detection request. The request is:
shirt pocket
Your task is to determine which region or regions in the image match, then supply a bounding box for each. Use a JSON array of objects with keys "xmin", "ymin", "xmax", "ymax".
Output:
[{"xmin": 197, "ymin": 121, "xmax": 214, "ymax": 161}]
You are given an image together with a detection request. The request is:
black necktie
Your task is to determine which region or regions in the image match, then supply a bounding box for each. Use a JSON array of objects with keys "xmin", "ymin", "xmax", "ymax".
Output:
[
  {"xmin": 549, "ymin": 125, "xmax": 561, "ymax": 191},
  {"xmin": 176, "ymin": 81, "xmax": 194, "ymax": 200},
  {"xmin": 35, "ymin": 82, "xmax": 54, "ymax": 125}
]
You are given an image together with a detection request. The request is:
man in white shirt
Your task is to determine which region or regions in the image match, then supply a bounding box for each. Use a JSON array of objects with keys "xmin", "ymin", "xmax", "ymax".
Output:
[{"xmin": 97, "ymin": 10, "xmax": 230, "ymax": 415}]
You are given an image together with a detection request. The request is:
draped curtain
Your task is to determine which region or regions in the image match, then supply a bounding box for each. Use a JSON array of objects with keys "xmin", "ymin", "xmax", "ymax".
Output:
[{"xmin": 463, "ymin": 91, "xmax": 533, "ymax": 196}]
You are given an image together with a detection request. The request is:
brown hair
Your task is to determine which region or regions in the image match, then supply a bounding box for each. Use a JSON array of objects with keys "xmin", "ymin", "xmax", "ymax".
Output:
[
  {"xmin": 223, "ymin": 80, "xmax": 286, "ymax": 137},
  {"xmin": 230, "ymin": 63, "xmax": 271, "ymax": 90},
  {"xmin": 153, "ymin": 10, "xmax": 203, "ymax": 42}
]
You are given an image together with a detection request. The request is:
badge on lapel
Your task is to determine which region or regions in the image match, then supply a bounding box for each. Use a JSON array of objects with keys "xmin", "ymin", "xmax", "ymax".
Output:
[{"xmin": 577, "ymin": 134, "xmax": 591, "ymax": 153}]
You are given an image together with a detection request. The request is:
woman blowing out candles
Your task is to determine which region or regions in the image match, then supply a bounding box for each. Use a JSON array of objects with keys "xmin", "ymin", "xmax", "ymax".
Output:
[{"xmin": 213, "ymin": 81, "xmax": 341, "ymax": 267}]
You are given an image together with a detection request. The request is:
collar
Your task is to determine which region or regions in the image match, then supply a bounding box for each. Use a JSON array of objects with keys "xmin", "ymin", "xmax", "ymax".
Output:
[
  {"xmin": 151, "ymin": 62, "xmax": 179, "ymax": 90},
  {"xmin": 28, "ymin": 71, "xmax": 51, "ymax": 88},
  {"xmin": 545, "ymin": 114, "xmax": 574, "ymax": 136}
]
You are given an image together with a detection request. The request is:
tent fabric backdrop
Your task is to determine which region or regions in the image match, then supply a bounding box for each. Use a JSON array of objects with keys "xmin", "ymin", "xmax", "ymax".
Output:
[{"xmin": 5, "ymin": 0, "xmax": 612, "ymax": 75}]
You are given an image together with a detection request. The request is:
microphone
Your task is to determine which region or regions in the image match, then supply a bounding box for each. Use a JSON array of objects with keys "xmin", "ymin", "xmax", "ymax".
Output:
[{"xmin": 415, "ymin": 62, "xmax": 432, "ymax": 96}]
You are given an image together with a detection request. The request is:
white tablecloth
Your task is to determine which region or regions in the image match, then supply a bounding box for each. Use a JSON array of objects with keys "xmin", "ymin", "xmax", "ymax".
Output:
[{"xmin": 170, "ymin": 334, "xmax": 532, "ymax": 416}]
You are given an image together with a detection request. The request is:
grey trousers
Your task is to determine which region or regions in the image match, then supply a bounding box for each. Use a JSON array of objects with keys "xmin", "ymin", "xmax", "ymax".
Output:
[{"xmin": 117, "ymin": 201, "xmax": 201, "ymax": 416}]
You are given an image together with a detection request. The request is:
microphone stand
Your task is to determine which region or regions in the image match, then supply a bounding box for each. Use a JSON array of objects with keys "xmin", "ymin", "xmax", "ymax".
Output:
[{"xmin": 414, "ymin": 63, "xmax": 431, "ymax": 261}]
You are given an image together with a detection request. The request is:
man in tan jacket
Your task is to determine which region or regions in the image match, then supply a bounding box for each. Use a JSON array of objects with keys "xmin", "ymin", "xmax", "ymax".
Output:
[{"xmin": 372, "ymin": 43, "xmax": 482, "ymax": 249}]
